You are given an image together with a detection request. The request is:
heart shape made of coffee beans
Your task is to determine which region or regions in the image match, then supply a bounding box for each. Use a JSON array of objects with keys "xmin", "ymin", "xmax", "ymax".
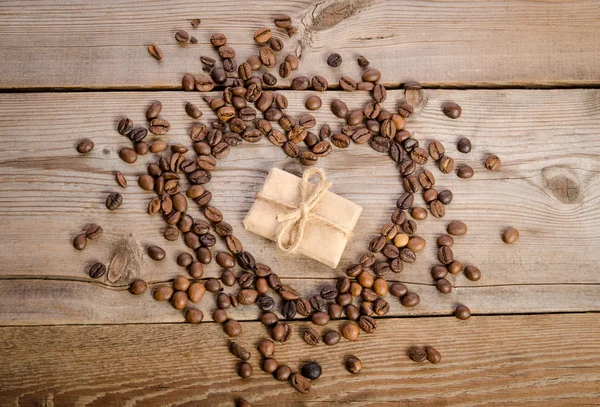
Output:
[{"xmin": 101, "ymin": 37, "xmax": 475, "ymax": 393}]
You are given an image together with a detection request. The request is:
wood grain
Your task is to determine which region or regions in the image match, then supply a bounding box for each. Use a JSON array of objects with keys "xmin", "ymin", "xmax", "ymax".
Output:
[
  {"xmin": 1, "ymin": 89, "xmax": 599, "ymax": 290},
  {"xmin": 0, "ymin": 314, "xmax": 598, "ymax": 406},
  {"xmin": 0, "ymin": 278, "xmax": 598, "ymax": 325},
  {"xmin": 1, "ymin": 0, "xmax": 600, "ymax": 89}
]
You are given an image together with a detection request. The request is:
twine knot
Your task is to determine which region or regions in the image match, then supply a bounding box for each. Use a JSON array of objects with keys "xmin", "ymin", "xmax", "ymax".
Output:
[{"xmin": 254, "ymin": 168, "xmax": 352, "ymax": 253}]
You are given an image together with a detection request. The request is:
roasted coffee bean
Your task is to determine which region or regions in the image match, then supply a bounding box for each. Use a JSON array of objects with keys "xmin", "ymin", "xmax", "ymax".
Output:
[
  {"xmin": 254, "ymin": 27, "xmax": 272, "ymax": 43},
  {"xmin": 310, "ymin": 75, "xmax": 328, "ymax": 92},
  {"xmin": 401, "ymin": 292, "xmax": 420, "ymax": 307},
  {"xmin": 389, "ymin": 283, "xmax": 408, "ymax": 298},
  {"xmin": 282, "ymin": 300, "xmax": 297, "ymax": 319},
  {"xmin": 402, "ymin": 138, "xmax": 419, "ymax": 153},
  {"xmin": 407, "ymin": 236, "xmax": 426, "ymax": 253},
  {"xmin": 215, "ymin": 252, "xmax": 235, "ymax": 269},
  {"xmin": 369, "ymin": 235, "xmax": 386, "ymax": 253},
  {"xmin": 399, "ymin": 160, "xmax": 416, "ymax": 177},
  {"xmin": 438, "ymin": 190, "xmax": 453, "ymax": 205},
  {"xmin": 148, "ymin": 245, "xmax": 165, "ymax": 261},
  {"xmin": 301, "ymin": 362, "xmax": 322, "ymax": 380},
  {"xmin": 184, "ymin": 102, "xmax": 202, "ymax": 119},
  {"xmin": 127, "ymin": 279, "xmax": 147, "ymax": 295},
  {"xmin": 175, "ymin": 30, "xmax": 189, "ymax": 43},
  {"xmin": 182, "ymin": 73, "xmax": 196, "ymax": 91},
  {"xmin": 117, "ymin": 118, "xmax": 134, "ymax": 136},
  {"xmin": 339, "ymin": 76, "xmax": 357, "ymax": 91},
  {"xmin": 311, "ymin": 311, "xmax": 330, "ymax": 326},
  {"xmin": 436, "ymin": 278, "xmax": 453, "ymax": 294},
  {"xmin": 310, "ymin": 140, "xmax": 332, "ymax": 158},
  {"xmin": 485, "ymin": 154, "xmax": 501, "ymax": 171},
  {"xmin": 271, "ymin": 322, "xmax": 292, "ymax": 343},
  {"xmin": 340, "ymin": 323, "xmax": 359, "ymax": 341},
  {"xmin": 212, "ymin": 309, "xmax": 227, "ymax": 324},
  {"xmin": 399, "ymin": 247, "xmax": 416, "ymax": 263},
  {"xmin": 135, "ymin": 141, "xmax": 149, "ymax": 155},
  {"xmin": 148, "ymin": 44, "xmax": 163, "ymax": 60},
  {"xmin": 105, "ymin": 192, "xmax": 123, "ymax": 210},
  {"xmin": 229, "ymin": 341, "xmax": 251, "ymax": 361},
  {"xmin": 346, "ymin": 110, "xmax": 364, "ymax": 127},
  {"xmin": 370, "ymin": 136, "xmax": 392, "ymax": 153},
  {"xmin": 260, "ymin": 312, "xmax": 279, "ymax": 326},
  {"xmin": 455, "ymin": 305, "xmax": 471, "ymax": 320},
  {"xmin": 212, "ymin": 142, "xmax": 230, "ymax": 159},
  {"xmin": 269, "ymin": 36, "xmax": 283, "ymax": 51},
  {"xmin": 410, "ymin": 147, "xmax": 429, "ymax": 165},
  {"xmin": 183, "ymin": 232, "xmax": 200, "ymax": 249},
  {"xmin": 257, "ymin": 339, "xmax": 275, "ymax": 358},
  {"xmin": 416, "ymin": 170, "xmax": 435, "ymax": 189},
  {"xmin": 329, "ymin": 303, "xmax": 343, "ymax": 319},
  {"xmin": 503, "ymin": 227, "xmax": 519, "ymax": 244},
  {"xmin": 146, "ymin": 101, "xmax": 162, "ymax": 120},
  {"xmin": 330, "ymin": 133, "xmax": 349, "ymax": 149},
  {"xmin": 431, "ymin": 265, "xmax": 448, "ymax": 280},
  {"xmin": 303, "ymin": 327, "xmax": 321, "ymax": 346},
  {"xmin": 436, "ymin": 235, "xmax": 454, "ymax": 247},
  {"xmin": 457, "ymin": 138, "xmax": 472, "ymax": 153},
  {"xmin": 427, "ymin": 141, "xmax": 445, "ymax": 161},
  {"xmin": 237, "ymin": 251, "xmax": 256, "ymax": 270},
  {"xmin": 262, "ymin": 358, "xmax": 278, "ymax": 374},
  {"xmin": 331, "ymin": 99, "xmax": 348, "ymax": 118},
  {"xmin": 425, "ymin": 346, "xmax": 442, "ymax": 364},
  {"xmin": 305, "ymin": 95, "xmax": 322, "ymax": 111},
  {"xmin": 373, "ymin": 298, "xmax": 390, "ymax": 316},
  {"xmin": 363, "ymin": 100, "xmax": 380, "ymax": 119},
  {"xmin": 320, "ymin": 285, "xmax": 337, "ymax": 301},
  {"xmin": 393, "ymin": 232, "xmax": 409, "ymax": 247},
  {"xmin": 403, "ymin": 175, "xmax": 420, "ymax": 194},
  {"xmin": 188, "ymin": 170, "xmax": 211, "ymax": 185},
  {"xmin": 382, "ymin": 244, "xmax": 400, "ymax": 259},
  {"xmin": 237, "ymin": 362, "xmax": 253, "ymax": 379},
  {"xmin": 361, "ymin": 289, "xmax": 377, "ymax": 303},
  {"xmin": 457, "ymin": 166, "xmax": 474, "ymax": 179},
  {"xmin": 350, "ymin": 128, "xmax": 370, "ymax": 144},
  {"xmin": 423, "ymin": 187, "xmax": 437, "ymax": 203},
  {"xmin": 327, "ymin": 53, "xmax": 342, "ymax": 67},
  {"xmin": 358, "ymin": 315, "xmax": 376, "ymax": 333},
  {"xmin": 163, "ymin": 226, "xmax": 179, "ymax": 241},
  {"xmin": 345, "ymin": 304, "xmax": 360, "ymax": 321},
  {"xmin": 176, "ymin": 253, "xmax": 193, "ymax": 268},
  {"xmin": 153, "ymin": 286, "xmax": 174, "ymax": 301},
  {"xmin": 279, "ymin": 61, "xmax": 292, "ymax": 78},
  {"xmin": 438, "ymin": 245, "xmax": 454, "ymax": 265},
  {"xmin": 259, "ymin": 46, "xmax": 276, "ymax": 67},
  {"xmin": 430, "ymin": 200, "xmax": 446, "ymax": 218},
  {"xmin": 290, "ymin": 76, "xmax": 310, "ymax": 90},
  {"xmin": 443, "ymin": 102, "xmax": 462, "ymax": 119},
  {"xmin": 238, "ymin": 289, "xmax": 259, "ymax": 305},
  {"xmin": 372, "ymin": 261, "xmax": 391, "ymax": 276},
  {"xmin": 84, "ymin": 224, "xmax": 103, "ymax": 240},
  {"xmin": 362, "ymin": 68, "xmax": 380, "ymax": 83},
  {"xmin": 447, "ymin": 221, "xmax": 467, "ymax": 236},
  {"xmin": 439, "ymin": 156, "xmax": 455, "ymax": 174},
  {"xmin": 217, "ymin": 44, "xmax": 236, "ymax": 58},
  {"xmin": 402, "ymin": 219, "xmax": 417, "ymax": 234},
  {"xmin": 293, "ymin": 298, "xmax": 311, "ymax": 317},
  {"xmin": 448, "ymin": 260, "xmax": 463, "ymax": 275},
  {"xmin": 205, "ymin": 278, "xmax": 222, "ymax": 293},
  {"xmin": 291, "ymin": 373, "xmax": 311, "ymax": 394},
  {"xmin": 226, "ymin": 235, "xmax": 243, "ymax": 254},
  {"xmin": 345, "ymin": 264, "xmax": 362, "ymax": 278},
  {"xmin": 398, "ymin": 102, "xmax": 413, "ymax": 118},
  {"xmin": 310, "ymin": 295, "xmax": 326, "ymax": 311},
  {"xmin": 148, "ymin": 118, "xmax": 170, "ymax": 135},
  {"xmin": 147, "ymin": 198, "xmax": 160, "ymax": 215},
  {"xmin": 408, "ymin": 347, "xmax": 427, "ymax": 362},
  {"xmin": 195, "ymin": 76, "xmax": 214, "ymax": 92},
  {"xmin": 217, "ymin": 292, "xmax": 232, "ymax": 309},
  {"xmin": 372, "ymin": 84, "xmax": 387, "ymax": 103},
  {"xmin": 88, "ymin": 262, "xmax": 106, "ymax": 278},
  {"xmin": 396, "ymin": 192, "xmax": 414, "ymax": 210},
  {"xmin": 119, "ymin": 147, "xmax": 138, "ymax": 164},
  {"xmin": 76, "ymin": 139, "xmax": 94, "ymax": 154},
  {"xmin": 223, "ymin": 58, "xmax": 237, "ymax": 72},
  {"xmin": 299, "ymin": 151, "xmax": 318, "ymax": 166},
  {"xmin": 263, "ymin": 72, "xmax": 277, "ymax": 86},
  {"xmin": 239, "ymin": 107, "xmax": 257, "ymax": 122},
  {"xmin": 189, "ymin": 123, "xmax": 208, "ymax": 141}
]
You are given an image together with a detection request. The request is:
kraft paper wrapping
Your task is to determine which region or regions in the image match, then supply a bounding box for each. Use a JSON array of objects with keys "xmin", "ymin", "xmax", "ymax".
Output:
[{"xmin": 243, "ymin": 168, "xmax": 363, "ymax": 268}]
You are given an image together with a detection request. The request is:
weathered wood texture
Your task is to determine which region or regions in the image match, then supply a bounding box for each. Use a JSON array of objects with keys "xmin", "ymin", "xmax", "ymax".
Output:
[
  {"xmin": 1, "ymin": 0, "xmax": 599, "ymax": 89},
  {"xmin": 1, "ymin": 89, "xmax": 599, "ymax": 323},
  {"xmin": 0, "ymin": 314, "xmax": 598, "ymax": 406}
]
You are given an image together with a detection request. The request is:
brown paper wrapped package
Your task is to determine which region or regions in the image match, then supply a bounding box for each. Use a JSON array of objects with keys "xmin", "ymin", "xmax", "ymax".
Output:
[{"xmin": 243, "ymin": 168, "xmax": 363, "ymax": 268}]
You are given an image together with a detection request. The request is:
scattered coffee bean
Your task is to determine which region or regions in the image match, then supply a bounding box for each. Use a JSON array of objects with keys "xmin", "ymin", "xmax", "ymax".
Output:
[
  {"xmin": 457, "ymin": 165, "xmax": 474, "ymax": 179},
  {"xmin": 186, "ymin": 308, "xmax": 204, "ymax": 324},
  {"xmin": 428, "ymin": 141, "xmax": 445, "ymax": 160},
  {"xmin": 485, "ymin": 154, "xmax": 501, "ymax": 171},
  {"xmin": 271, "ymin": 322, "xmax": 291, "ymax": 343},
  {"xmin": 88, "ymin": 262, "xmax": 105, "ymax": 278},
  {"xmin": 223, "ymin": 319, "xmax": 243, "ymax": 337},
  {"xmin": 238, "ymin": 362, "xmax": 253, "ymax": 379},
  {"xmin": 85, "ymin": 224, "xmax": 103, "ymax": 240},
  {"xmin": 291, "ymin": 373, "xmax": 311, "ymax": 393},
  {"xmin": 303, "ymin": 327, "xmax": 321, "ymax": 346},
  {"xmin": 438, "ymin": 190, "xmax": 453, "ymax": 205},
  {"xmin": 400, "ymin": 292, "xmax": 420, "ymax": 307},
  {"xmin": 346, "ymin": 356, "xmax": 362, "ymax": 374},
  {"xmin": 439, "ymin": 156, "xmax": 455, "ymax": 174},
  {"xmin": 327, "ymin": 53, "xmax": 342, "ymax": 67},
  {"xmin": 153, "ymin": 286, "xmax": 173, "ymax": 301},
  {"xmin": 455, "ymin": 305, "xmax": 471, "ymax": 320},
  {"xmin": 148, "ymin": 245, "xmax": 165, "ymax": 261},
  {"xmin": 301, "ymin": 362, "xmax": 322, "ymax": 379},
  {"xmin": 175, "ymin": 30, "xmax": 189, "ymax": 43},
  {"xmin": 230, "ymin": 341, "xmax": 251, "ymax": 361},
  {"xmin": 464, "ymin": 265, "xmax": 481, "ymax": 281},
  {"xmin": 148, "ymin": 44, "xmax": 163, "ymax": 60},
  {"xmin": 129, "ymin": 279, "xmax": 147, "ymax": 295},
  {"xmin": 443, "ymin": 102, "xmax": 462, "ymax": 119},
  {"xmin": 105, "ymin": 192, "xmax": 123, "ymax": 210},
  {"xmin": 408, "ymin": 347, "xmax": 427, "ymax": 362},
  {"xmin": 457, "ymin": 138, "xmax": 471, "ymax": 153},
  {"xmin": 447, "ymin": 221, "xmax": 467, "ymax": 236},
  {"xmin": 436, "ymin": 278, "xmax": 453, "ymax": 294},
  {"xmin": 502, "ymin": 227, "xmax": 519, "ymax": 244},
  {"xmin": 76, "ymin": 139, "xmax": 94, "ymax": 154}
]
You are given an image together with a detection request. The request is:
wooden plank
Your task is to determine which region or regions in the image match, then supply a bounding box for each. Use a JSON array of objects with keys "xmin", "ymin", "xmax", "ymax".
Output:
[
  {"xmin": 0, "ymin": 279, "xmax": 598, "ymax": 325},
  {"xmin": 1, "ymin": 0, "xmax": 599, "ymax": 89},
  {"xmin": 0, "ymin": 88, "xmax": 599, "ymax": 292},
  {"xmin": 0, "ymin": 314, "xmax": 598, "ymax": 406}
]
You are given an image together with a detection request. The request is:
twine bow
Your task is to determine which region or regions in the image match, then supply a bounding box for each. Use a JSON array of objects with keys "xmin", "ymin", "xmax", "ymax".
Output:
[{"xmin": 255, "ymin": 168, "xmax": 353, "ymax": 253}]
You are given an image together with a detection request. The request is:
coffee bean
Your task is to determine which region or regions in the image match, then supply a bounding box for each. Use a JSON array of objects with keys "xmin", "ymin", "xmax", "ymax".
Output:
[
  {"xmin": 358, "ymin": 315, "xmax": 376, "ymax": 333},
  {"xmin": 362, "ymin": 69, "xmax": 380, "ymax": 83},
  {"xmin": 76, "ymin": 138, "xmax": 94, "ymax": 154},
  {"xmin": 331, "ymin": 133, "xmax": 350, "ymax": 149},
  {"xmin": 485, "ymin": 154, "xmax": 502, "ymax": 171},
  {"xmin": 443, "ymin": 102, "xmax": 462, "ymax": 119},
  {"xmin": 372, "ymin": 84, "xmax": 387, "ymax": 103},
  {"xmin": 399, "ymin": 160, "xmax": 416, "ymax": 177},
  {"xmin": 195, "ymin": 76, "xmax": 214, "ymax": 92},
  {"xmin": 305, "ymin": 95, "xmax": 322, "ymax": 111},
  {"xmin": 339, "ymin": 76, "xmax": 357, "ymax": 91},
  {"xmin": 237, "ymin": 362, "xmax": 253, "ymax": 379},
  {"xmin": 85, "ymin": 224, "xmax": 103, "ymax": 240},
  {"xmin": 301, "ymin": 362, "xmax": 322, "ymax": 380},
  {"xmin": 311, "ymin": 75, "xmax": 328, "ymax": 92},
  {"xmin": 146, "ymin": 101, "xmax": 162, "ymax": 120},
  {"xmin": 457, "ymin": 166, "xmax": 474, "ymax": 179},
  {"xmin": 303, "ymin": 327, "xmax": 321, "ymax": 346},
  {"xmin": 253, "ymin": 27, "xmax": 272, "ymax": 43},
  {"xmin": 184, "ymin": 102, "xmax": 202, "ymax": 119},
  {"xmin": 148, "ymin": 118, "xmax": 170, "ymax": 135},
  {"xmin": 147, "ymin": 246, "xmax": 165, "ymax": 261},
  {"xmin": 256, "ymin": 73, "xmax": 275, "ymax": 89},
  {"xmin": 105, "ymin": 192, "xmax": 123, "ymax": 210},
  {"xmin": 299, "ymin": 151, "xmax": 318, "ymax": 166},
  {"xmin": 237, "ymin": 251, "xmax": 256, "ymax": 271},
  {"xmin": 439, "ymin": 156, "xmax": 455, "ymax": 174},
  {"xmin": 502, "ymin": 227, "xmax": 519, "ymax": 244},
  {"xmin": 271, "ymin": 322, "xmax": 291, "ymax": 343},
  {"xmin": 396, "ymin": 192, "xmax": 414, "ymax": 210},
  {"xmin": 387, "ymin": 283, "xmax": 407, "ymax": 299},
  {"xmin": 428, "ymin": 141, "xmax": 445, "ymax": 161},
  {"xmin": 330, "ymin": 99, "xmax": 349, "ymax": 118},
  {"xmin": 282, "ymin": 300, "xmax": 297, "ymax": 319},
  {"xmin": 181, "ymin": 73, "xmax": 196, "ymax": 91},
  {"xmin": 153, "ymin": 286, "xmax": 173, "ymax": 302},
  {"xmin": 290, "ymin": 76, "xmax": 310, "ymax": 91},
  {"xmin": 171, "ymin": 291, "xmax": 188, "ymax": 310},
  {"xmin": 370, "ymin": 136, "xmax": 392, "ymax": 153},
  {"xmin": 88, "ymin": 262, "xmax": 105, "ymax": 278},
  {"xmin": 408, "ymin": 347, "xmax": 427, "ymax": 362},
  {"xmin": 222, "ymin": 58, "xmax": 237, "ymax": 72},
  {"xmin": 274, "ymin": 14, "xmax": 292, "ymax": 28},
  {"xmin": 148, "ymin": 44, "xmax": 163, "ymax": 60},
  {"xmin": 398, "ymin": 247, "xmax": 415, "ymax": 263},
  {"xmin": 311, "ymin": 311, "xmax": 330, "ymax": 326},
  {"xmin": 457, "ymin": 138, "xmax": 472, "ymax": 153},
  {"xmin": 398, "ymin": 102, "xmax": 413, "ymax": 118},
  {"xmin": 259, "ymin": 46, "xmax": 276, "ymax": 67},
  {"xmin": 175, "ymin": 30, "xmax": 189, "ymax": 43},
  {"xmin": 260, "ymin": 312, "xmax": 279, "ymax": 327},
  {"xmin": 256, "ymin": 339, "xmax": 275, "ymax": 358},
  {"xmin": 344, "ymin": 356, "xmax": 362, "ymax": 375},
  {"xmin": 403, "ymin": 175, "xmax": 420, "ymax": 194},
  {"xmin": 339, "ymin": 323, "xmax": 359, "ymax": 342},
  {"xmin": 212, "ymin": 309, "xmax": 227, "ymax": 324},
  {"xmin": 291, "ymin": 373, "xmax": 311, "ymax": 393},
  {"xmin": 452, "ymin": 305, "xmax": 472, "ymax": 321},
  {"xmin": 363, "ymin": 100, "xmax": 380, "ymax": 119},
  {"xmin": 445, "ymin": 221, "xmax": 466, "ymax": 236},
  {"xmin": 402, "ymin": 138, "xmax": 419, "ymax": 153},
  {"xmin": 269, "ymin": 37, "xmax": 283, "ymax": 51},
  {"xmin": 204, "ymin": 278, "xmax": 221, "ymax": 294},
  {"xmin": 327, "ymin": 53, "xmax": 342, "ymax": 67},
  {"xmin": 229, "ymin": 341, "xmax": 251, "ymax": 362},
  {"xmin": 319, "ymin": 285, "xmax": 337, "ymax": 301},
  {"xmin": 438, "ymin": 190, "xmax": 453, "ymax": 205},
  {"xmin": 118, "ymin": 147, "xmax": 137, "ymax": 164},
  {"xmin": 223, "ymin": 319, "xmax": 243, "ymax": 338}
]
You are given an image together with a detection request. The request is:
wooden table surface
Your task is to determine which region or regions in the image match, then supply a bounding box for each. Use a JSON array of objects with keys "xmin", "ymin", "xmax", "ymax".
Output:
[{"xmin": 1, "ymin": 1, "xmax": 599, "ymax": 406}]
